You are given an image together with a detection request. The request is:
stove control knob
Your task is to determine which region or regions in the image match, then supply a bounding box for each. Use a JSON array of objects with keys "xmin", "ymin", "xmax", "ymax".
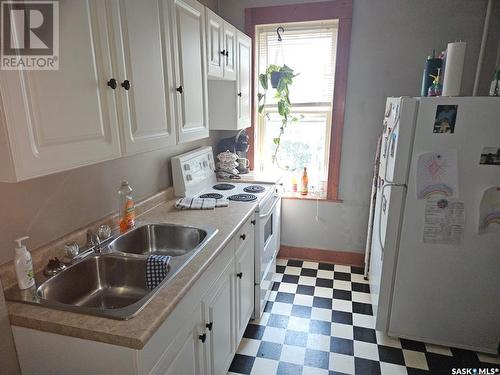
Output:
[
  {"xmin": 203, "ymin": 160, "xmax": 208, "ymax": 167},
  {"xmin": 186, "ymin": 174, "xmax": 193, "ymax": 181},
  {"xmin": 183, "ymin": 164, "xmax": 190, "ymax": 171}
]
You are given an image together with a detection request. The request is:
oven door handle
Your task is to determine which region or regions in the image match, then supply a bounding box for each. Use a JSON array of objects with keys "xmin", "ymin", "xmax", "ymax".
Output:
[{"xmin": 259, "ymin": 196, "xmax": 280, "ymax": 219}]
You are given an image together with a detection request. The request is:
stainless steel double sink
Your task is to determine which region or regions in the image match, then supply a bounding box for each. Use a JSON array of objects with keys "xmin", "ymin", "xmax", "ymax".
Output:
[{"xmin": 6, "ymin": 224, "xmax": 217, "ymax": 320}]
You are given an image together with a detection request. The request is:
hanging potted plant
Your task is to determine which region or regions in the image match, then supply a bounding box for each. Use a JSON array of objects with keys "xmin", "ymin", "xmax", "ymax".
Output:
[{"xmin": 257, "ymin": 64, "xmax": 300, "ymax": 166}]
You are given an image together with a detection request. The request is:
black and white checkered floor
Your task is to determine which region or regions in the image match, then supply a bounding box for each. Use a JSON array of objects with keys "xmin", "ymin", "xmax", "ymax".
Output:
[{"xmin": 228, "ymin": 258, "xmax": 500, "ymax": 375}]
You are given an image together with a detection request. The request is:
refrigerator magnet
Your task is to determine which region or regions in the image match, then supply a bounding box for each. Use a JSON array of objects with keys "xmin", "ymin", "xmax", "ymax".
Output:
[
  {"xmin": 433, "ymin": 105, "xmax": 458, "ymax": 134},
  {"xmin": 478, "ymin": 186, "xmax": 500, "ymax": 234},
  {"xmin": 479, "ymin": 147, "xmax": 500, "ymax": 166},
  {"xmin": 416, "ymin": 150, "xmax": 459, "ymax": 199}
]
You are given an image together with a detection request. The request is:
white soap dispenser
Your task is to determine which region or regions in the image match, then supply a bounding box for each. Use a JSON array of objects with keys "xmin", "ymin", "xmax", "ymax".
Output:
[{"xmin": 14, "ymin": 236, "xmax": 35, "ymax": 290}]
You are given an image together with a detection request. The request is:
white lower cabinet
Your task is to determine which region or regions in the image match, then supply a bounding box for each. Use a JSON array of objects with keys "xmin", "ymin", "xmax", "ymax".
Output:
[{"xmin": 13, "ymin": 216, "xmax": 255, "ymax": 375}]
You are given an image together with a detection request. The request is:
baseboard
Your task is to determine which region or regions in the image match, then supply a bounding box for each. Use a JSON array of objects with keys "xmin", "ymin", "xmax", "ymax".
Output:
[{"xmin": 278, "ymin": 245, "xmax": 365, "ymax": 267}]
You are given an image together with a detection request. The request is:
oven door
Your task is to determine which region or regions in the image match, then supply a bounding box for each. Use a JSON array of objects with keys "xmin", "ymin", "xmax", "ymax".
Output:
[{"xmin": 254, "ymin": 194, "xmax": 281, "ymax": 317}]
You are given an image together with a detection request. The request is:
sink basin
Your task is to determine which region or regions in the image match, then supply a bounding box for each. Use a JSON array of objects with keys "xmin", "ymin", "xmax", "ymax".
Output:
[
  {"xmin": 108, "ymin": 224, "xmax": 208, "ymax": 257},
  {"xmin": 6, "ymin": 223, "xmax": 217, "ymax": 319},
  {"xmin": 37, "ymin": 254, "xmax": 150, "ymax": 310}
]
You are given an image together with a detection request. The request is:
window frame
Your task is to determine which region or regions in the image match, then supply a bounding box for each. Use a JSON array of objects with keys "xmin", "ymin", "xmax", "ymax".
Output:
[{"xmin": 245, "ymin": 0, "xmax": 353, "ymax": 201}]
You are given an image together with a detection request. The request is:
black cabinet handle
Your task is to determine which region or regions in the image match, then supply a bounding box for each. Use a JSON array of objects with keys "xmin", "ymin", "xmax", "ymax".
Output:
[
  {"xmin": 237, "ymin": 92, "xmax": 242, "ymax": 97},
  {"xmin": 107, "ymin": 78, "xmax": 117, "ymax": 89},
  {"xmin": 199, "ymin": 333, "xmax": 206, "ymax": 343},
  {"xmin": 240, "ymin": 234, "xmax": 246, "ymax": 240},
  {"xmin": 206, "ymin": 322, "xmax": 213, "ymax": 331},
  {"xmin": 251, "ymin": 220, "xmax": 256, "ymax": 225},
  {"xmin": 121, "ymin": 80, "xmax": 131, "ymax": 90},
  {"xmin": 225, "ymin": 51, "xmax": 229, "ymax": 57},
  {"xmin": 176, "ymin": 85, "xmax": 183, "ymax": 94},
  {"xmin": 220, "ymin": 49, "xmax": 226, "ymax": 55},
  {"xmin": 237, "ymin": 272, "xmax": 243, "ymax": 279}
]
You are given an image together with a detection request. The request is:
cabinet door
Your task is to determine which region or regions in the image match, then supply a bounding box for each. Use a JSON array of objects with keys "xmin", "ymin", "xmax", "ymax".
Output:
[
  {"xmin": 164, "ymin": 303, "xmax": 206, "ymax": 375},
  {"xmin": 236, "ymin": 223, "xmax": 255, "ymax": 341},
  {"xmin": 110, "ymin": 0, "xmax": 176, "ymax": 155},
  {"xmin": 236, "ymin": 32, "xmax": 251, "ymax": 129},
  {"xmin": 0, "ymin": 0, "xmax": 121, "ymax": 180},
  {"xmin": 171, "ymin": 0, "xmax": 209, "ymax": 144},
  {"xmin": 203, "ymin": 259, "xmax": 235, "ymax": 375},
  {"xmin": 223, "ymin": 23, "xmax": 237, "ymax": 80},
  {"xmin": 206, "ymin": 8, "xmax": 223, "ymax": 78}
]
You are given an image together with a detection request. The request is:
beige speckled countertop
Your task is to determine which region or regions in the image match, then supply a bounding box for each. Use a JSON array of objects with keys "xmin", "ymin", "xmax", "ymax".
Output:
[{"xmin": 6, "ymin": 198, "xmax": 257, "ymax": 350}]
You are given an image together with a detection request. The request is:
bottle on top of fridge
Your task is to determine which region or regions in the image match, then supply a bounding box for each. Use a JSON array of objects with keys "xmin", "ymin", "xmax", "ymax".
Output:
[
  {"xmin": 14, "ymin": 236, "xmax": 35, "ymax": 290},
  {"xmin": 118, "ymin": 181, "xmax": 135, "ymax": 233},
  {"xmin": 300, "ymin": 167, "xmax": 309, "ymax": 195}
]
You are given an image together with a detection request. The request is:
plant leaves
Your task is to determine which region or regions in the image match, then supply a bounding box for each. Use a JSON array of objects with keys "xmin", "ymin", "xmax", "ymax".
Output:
[
  {"xmin": 259, "ymin": 74, "xmax": 268, "ymax": 90},
  {"xmin": 273, "ymin": 137, "xmax": 280, "ymax": 145},
  {"xmin": 257, "ymin": 93, "xmax": 265, "ymax": 102},
  {"xmin": 258, "ymin": 104, "xmax": 265, "ymax": 114}
]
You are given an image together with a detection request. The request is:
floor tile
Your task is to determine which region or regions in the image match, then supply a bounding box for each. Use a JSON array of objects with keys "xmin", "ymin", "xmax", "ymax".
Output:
[
  {"xmin": 275, "ymin": 292, "xmax": 295, "ymax": 304},
  {"xmin": 298, "ymin": 275, "xmax": 317, "ymax": 286},
  {"xmin": 331, "ymin": 322, "xmax": 354, "ymax": 340},
  {"xmin": 329, "ymin": 352, "xmax": 355, "ymax": 374},
  {"xmin": 232, "ymin": 258, "xmax": 488, "ymax": 375},
  {"xmin": 310, "ymin": 307, "xmax": 332, "ymax": 322},
  {"xmin": 257, "ymin": 341, "xmax": 282, "ymax": 360},
  {"xmin": 294, "ymin": 294, "xmax": 314, "ymax": 307},
  {"xmin": 402, "ymin": 349, "xmax": 429, "ymax": 370},
  {"xmin": 317, "ymin": 269, "xmax": 334, "ymax": 279},
  {"xmin": 309, "ymin": 319, "xmax": 332, "ymax": 335},
  {"xmin": 250, "ymin": 357, "xmax": 279, "ymax": 375},
  {"xmin": 315, "ymin": 286, "xmax": 334, "ymax": 299},
  {"xmin": 267, "ymin": 314, "xmax": 289, "ymax": 329},
  {"xmin": 331, "ymin": 337, "xmax": 354, "ymax": 356},
  {"xmin": 350, "ymin": 266, "xmax": 364, "ymax": 274},
  {"xmin": 287, "ymin": 316, "xmax": 310, "ymax": 332},
  {"xmin": 262, "ymin": 327, "xmax": 286, "ymax": 344},
  {"xmin": 291, "ymin": 304, "xmax": 312, "ymax": 319},
  {"xmin": 276, "ymin": 258, "xmax": 287, "ymax": 266},
  {"xmin": 229, "ymin": 354, "xmax": 255, "ymax": 374},
  {"xmin": 276, "ymin": 361, "xmax": 302, "ymax": 375},
  {"xmin": 354, "ymin": 340, "xmax": 380, "ymax": 361},
  {"xmin": 304, "ymin": 348, "xmax": 330, "ymax": 369},
  {"xmin": 378, "ymin": 345, "xmax": 406, "ymax": 366},
  {"xmin": 307, "ymin": 333, "xmax": 331, "ymax": 352},
  {"xmin": 379, "ymin": 361, "xmax": 408, "ymax": 375},
  {"xmin": 280, "ymin": 344, "xmax": 306, "ymax": 365},
  {"xmin": 284, "ymin": 330, "xmax": 308, "ymax": 347},
  {"xmin": 354, "ymin": 357, "xmax": 381, "ymax": 375},
  {"xmin": 303, "ymin": 261, "xmax": 319, "ymax": 269},
  {"xmin": 278, "ymin": 282, "xmax": 297, "ymax": 294}
]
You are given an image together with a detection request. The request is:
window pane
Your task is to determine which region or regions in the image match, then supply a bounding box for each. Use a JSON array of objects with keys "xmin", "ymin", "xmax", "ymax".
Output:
[{"xmin": 262, "ymin": 112, "xmax": 329, "ymax": 191}]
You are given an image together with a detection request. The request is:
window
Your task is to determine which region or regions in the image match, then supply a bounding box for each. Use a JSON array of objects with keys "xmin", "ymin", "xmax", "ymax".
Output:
[{"xmin": 255, "ymin": 21, "xmax": 338, "ymax": 198}]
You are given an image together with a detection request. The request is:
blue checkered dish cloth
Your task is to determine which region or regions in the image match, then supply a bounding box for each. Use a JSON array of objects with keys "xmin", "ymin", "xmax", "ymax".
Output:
[{"xmin": 146, "ymin": 254, "xmax": 171, "ymax": 290}]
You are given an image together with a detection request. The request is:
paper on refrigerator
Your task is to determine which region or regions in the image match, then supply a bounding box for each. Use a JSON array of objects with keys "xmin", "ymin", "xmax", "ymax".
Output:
[
  {"xmin": 423, "ymin": 197, "xmax": 465, "ymax": 245},
  {"xmin": 416, "ymin": 150, "xmax": 459, "ymax": 199}
]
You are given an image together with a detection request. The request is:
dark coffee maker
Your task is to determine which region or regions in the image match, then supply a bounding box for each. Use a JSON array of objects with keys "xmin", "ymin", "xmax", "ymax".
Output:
[{"xmin": 217, "ymin": 129, "xmax": 250, "ymax": 174}]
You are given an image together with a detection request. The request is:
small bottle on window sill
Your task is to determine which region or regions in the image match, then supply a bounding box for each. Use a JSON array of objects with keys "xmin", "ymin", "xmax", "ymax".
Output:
[{"xmin": 301, "ymin": 167, "xmax": 309, "ymax": 195}]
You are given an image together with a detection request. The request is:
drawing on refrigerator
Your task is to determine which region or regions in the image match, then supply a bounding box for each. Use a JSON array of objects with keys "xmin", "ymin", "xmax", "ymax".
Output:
[
  {"xmin": 416, "ymin": 150, "xmax": 458, "ymax": 199},
  {"xmin": 478, "ymin": 186, "xmax": 500, "ymax": 234},
  {"xmin": 368, "ymin": 96, "xmax": 500, "ymax": 354}
]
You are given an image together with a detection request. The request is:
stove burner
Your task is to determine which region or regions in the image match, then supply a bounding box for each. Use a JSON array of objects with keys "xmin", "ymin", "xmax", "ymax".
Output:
[
  {"xmin": 213, "ymin": 183, "xmax": 235, "ymax": 191},
  {"xmin": 228, "ymin": 193, "xmax": 257, "ymax": 202},
  {"xmin": 199, "ymin": 193, "xmax": 224, "ymax": 199},
  {"xmin": 243, "ymin": 185, "xmax": 265, "ymax": 193}
]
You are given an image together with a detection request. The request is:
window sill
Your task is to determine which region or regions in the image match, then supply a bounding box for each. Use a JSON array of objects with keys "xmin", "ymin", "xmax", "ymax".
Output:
[{"xmin": 281, "ymin": 191, "xmax": 342, "ymax": 203}]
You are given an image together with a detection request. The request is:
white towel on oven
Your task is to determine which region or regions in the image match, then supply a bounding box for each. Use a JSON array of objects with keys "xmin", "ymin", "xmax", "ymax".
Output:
[{"xmin": 175, "ymin": 197, "xmax": 229, "ymax": 210}]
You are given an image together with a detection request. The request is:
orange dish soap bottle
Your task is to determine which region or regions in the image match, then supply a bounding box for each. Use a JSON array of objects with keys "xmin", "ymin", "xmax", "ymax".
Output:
[
  {"xmin": 300, "ymin": 167, "xmax": 309, "ymax": 196},
  {"xmin": 118, "ymin": 180, "xmax": 135, "ymax": 233}
]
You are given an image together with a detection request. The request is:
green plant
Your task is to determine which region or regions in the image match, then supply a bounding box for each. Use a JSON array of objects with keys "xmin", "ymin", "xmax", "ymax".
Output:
[{"xmin": 257, "ymin": 64, "xmax": 300, "ymax": 166}]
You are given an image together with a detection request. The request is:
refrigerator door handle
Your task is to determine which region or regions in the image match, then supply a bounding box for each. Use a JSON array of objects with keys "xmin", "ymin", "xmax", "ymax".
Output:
[
  {"xmin": 377, "ymin": 182, "xmax": 407, "ymax": 254},
  {"xmin": 383, "ymin": 104, "xmax": 401, "ymax": 184}
]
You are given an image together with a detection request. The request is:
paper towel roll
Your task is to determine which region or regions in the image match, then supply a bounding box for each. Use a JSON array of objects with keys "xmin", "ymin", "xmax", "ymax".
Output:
[{"xmin": 442, "ymin": 42, "xmax": 466, "ymax": 96}]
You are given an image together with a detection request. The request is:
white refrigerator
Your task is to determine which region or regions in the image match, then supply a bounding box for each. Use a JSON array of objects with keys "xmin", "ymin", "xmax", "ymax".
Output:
[{"xmin": 369, "ymin": 96, "xmax": 500, "ymax": 354}]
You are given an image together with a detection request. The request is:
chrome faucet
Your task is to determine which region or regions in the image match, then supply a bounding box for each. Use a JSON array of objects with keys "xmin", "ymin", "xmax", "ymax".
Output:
[{"xmin": 86, "ymin": 229, "xmax": 102, "ymax": 253}]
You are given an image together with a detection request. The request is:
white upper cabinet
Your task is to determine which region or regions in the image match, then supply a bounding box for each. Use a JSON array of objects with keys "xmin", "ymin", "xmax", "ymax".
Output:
[
  {"xmin": 208, "ymin": 30, "xmax": 252, "ymax": 131},
  {"xmin": 206, "ymin": 8, "xmax": 236, "ymax": 81},
  {"xmin": 170, "ymin": 0, "xmax": 209, "ymax": 144},
  {"xmin": 0, "ymin": 0, "xmax": 122, "ymax": 182},
  {"xmin": 110, "ymin": 0, "xmax": 176, "ymax": 155},
  {"xmin": 236, "ymin": 32, "xmax": 252, "ymax": 129}
]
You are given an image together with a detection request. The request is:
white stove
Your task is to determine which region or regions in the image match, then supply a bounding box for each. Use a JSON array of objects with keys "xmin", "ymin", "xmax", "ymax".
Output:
[{"xmin": 171, "ymin": 146, "xmax": 281, "ymax": 318}]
